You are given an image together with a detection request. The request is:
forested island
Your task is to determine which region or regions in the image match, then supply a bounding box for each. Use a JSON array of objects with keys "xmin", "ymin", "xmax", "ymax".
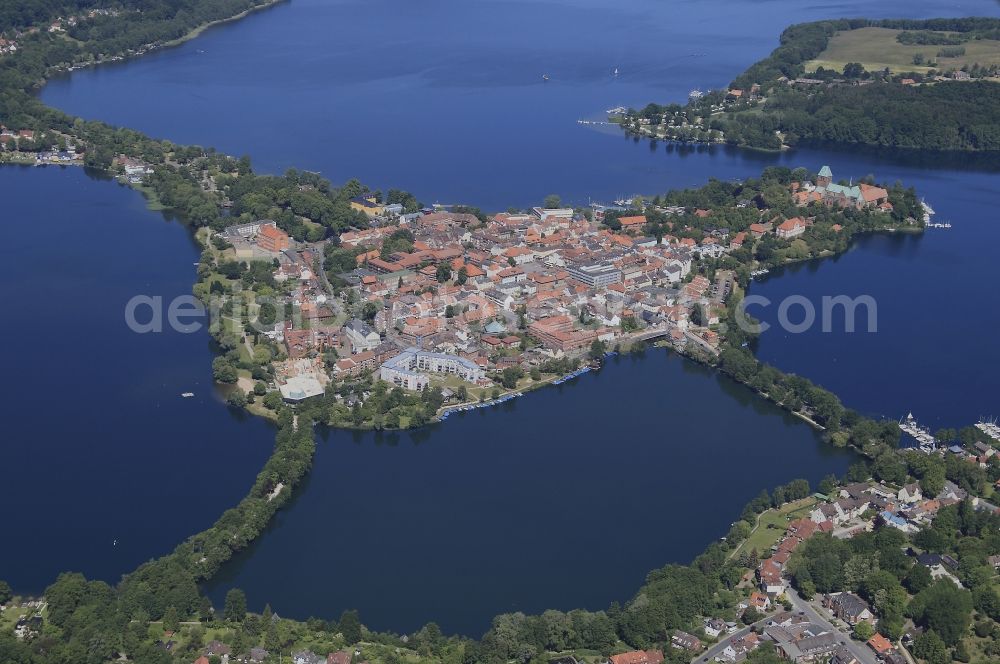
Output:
[
  {"xmin": 1, "ymin": 3, "xmax": 999, "ymax": 664},
  {"xmin": 617, "ymin": 18, "xmax": 1000, "ymax": 151}
]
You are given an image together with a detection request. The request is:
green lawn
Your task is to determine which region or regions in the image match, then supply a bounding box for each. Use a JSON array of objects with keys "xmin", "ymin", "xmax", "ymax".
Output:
[
  {"xmin": 807, "ymin": 27, "xmax": 1000, "ymax": 74},
  {"xmin": 0, "ymin": 600, "xmax": 47, "ymax": 633},
  {"xmin": 0, "ymin": 606, "xmax": 27, "ymax": 631},
  {"xmin": 733, "ymin": 497, "xmax": 818, "ymax": 559}
]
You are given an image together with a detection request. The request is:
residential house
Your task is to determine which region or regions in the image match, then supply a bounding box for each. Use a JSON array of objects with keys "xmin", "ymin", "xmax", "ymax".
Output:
[
  {"xmin": 350, "ymin": 194, "xmax": 385, "ymax": 217},
  {"xmin": 759, "ymin": 558, "xmax": 785, "ymax": 595},
  {"xmin": 828, "ymin": 646, "xmax": 860, "ymax": 664},
  {"xmin": 618, "ymin": 215, "xmax": 647, "ymax": 231},
  {"xmin": 703, "ymin": 618, "xmax": 727, "ymax": 638},
  {"xmin": 749, "ymin": 591, "xmax": 771, "ymax": 611},
  {"xmin": 205, "ymin": 641, "xmax": 231, "ymax": 656},
  {"xmin": 776, "ymin": 217, "xmax": 806, "ymax": 239},
  {"xmin": 824, "ymin": 592, "xmax": 875, "ymax": 626},
  {"xmin": 867, "ymin": 633, "xmax": 894, "ymax": 657},
  {"xmin": 670, "ymin": 630, "xmax": 702, "ymax": 651},
  {"xmin": 608, "ymin": 650, "xmax": 664, "ymax": 664},
  {"xmin": 292, "ymin": 650, "xmax": 324, "ymax": 664},
  {"xmin": 898, "ymin": 483, "xmax": 922, "ymax": 503},
  {"xmin": 344, "ymin": 319, "xmax": 381, "ymax": 353},
  {"xmin": 810, "ymin": 497, "xmax": 869, "ymax": 526}
]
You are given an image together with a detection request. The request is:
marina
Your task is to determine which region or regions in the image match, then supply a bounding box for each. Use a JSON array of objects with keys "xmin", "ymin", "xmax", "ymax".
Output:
[
  {"xmin": 438, "ymin": 391, "xmax": 524, "ymax": 420},
  {"xmin": 551, "ymin": 365, "xmax": 593, "ymax": 385},
  {"xmin": 976, "ymin": 418, "xmax": 1000, "ymax": 442},
  {"xmin": 921, "ymin": 200, "xmax": 935, "ymax": 224},
  {"xmin": 898, "ymin": 412, "xmax": 937, "ymax": 452}
]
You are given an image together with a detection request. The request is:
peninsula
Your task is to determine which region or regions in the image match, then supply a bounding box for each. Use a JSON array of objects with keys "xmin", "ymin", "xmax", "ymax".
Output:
[{"xmin": 616, "ymin": 18, "xmax": 1000, "ymax": 152}]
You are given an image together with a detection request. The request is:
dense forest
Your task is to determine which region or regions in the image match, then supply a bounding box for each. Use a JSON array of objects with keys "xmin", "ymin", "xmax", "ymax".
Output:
[
  {"xmin": 0, "ymin": 0, "xmax": 282, "ymax": 133},
  {"xmin": 763, "ymin": 81, "xmax": 1000, "ymax": 151}
]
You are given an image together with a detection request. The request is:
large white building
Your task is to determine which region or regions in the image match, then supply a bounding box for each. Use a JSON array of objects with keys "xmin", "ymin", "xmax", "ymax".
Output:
[
  {"xmin": 279, "ymin": 374, "xmax": 324, "ymax": 402},
  {"xmin": 566, "ymin": 261, "xmax": 622, "ymax": 288},
  {"xmin": 379, "ymin": 348, "xmax": 485, "ymax": 390},
  {"xmin": 344, "ymin": 319, "xmax": 381, "ymax": 353}
]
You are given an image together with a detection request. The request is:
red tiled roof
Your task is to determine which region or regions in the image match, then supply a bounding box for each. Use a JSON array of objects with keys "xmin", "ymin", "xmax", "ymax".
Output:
[
  {"xmin": 609, "ymin": 650, "xmax": 664, "ymax": 664},
  {"xmin": 867, "ymin": 633, "xmax": 893, "ymax": 654}
]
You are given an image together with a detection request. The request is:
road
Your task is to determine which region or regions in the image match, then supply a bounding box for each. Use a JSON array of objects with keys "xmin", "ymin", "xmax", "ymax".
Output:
[
  {"xmin": 696, "ymin": 623, "xmax": 752, "ymax": 663},
  {"xmin": 694, "ymin": 616, "xmax": 772, "ymax": 664},
  {"xmin": 694, "ymin": 594, "xmax": 878, "ymax": 664},
  {"xmin": 785, "ymin": 591, "xmax": 879, "ymax": 664}
]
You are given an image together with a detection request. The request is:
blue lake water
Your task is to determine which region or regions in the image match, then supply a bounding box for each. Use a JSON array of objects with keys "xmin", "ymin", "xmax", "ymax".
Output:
[
  {"xmin": 40, "ymin": 0, "xmax": 999, "ymax": 209},
  {"xmin": 7, "ymin": 0, "xmax": 998, "ymax": 637},
  {"xmin": 749, "ymin": 174, "xmax": 1000, "ymax": 432},
  {"xmin": 204, "ymin": 351, "xmax": 853, "ymax": 634},
  {"xmin": 0, "ymin": 166, "xmax": 274, "ymax": 591}
]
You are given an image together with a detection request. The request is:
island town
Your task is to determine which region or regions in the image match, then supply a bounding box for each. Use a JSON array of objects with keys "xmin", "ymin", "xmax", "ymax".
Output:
[
  {"xmin": 2, "ymin": 3, "xmax": 1000, "ymax": 663},
  {"xmin": 171, "ymin": 160, "xmax": 911, "ymax": 427}
]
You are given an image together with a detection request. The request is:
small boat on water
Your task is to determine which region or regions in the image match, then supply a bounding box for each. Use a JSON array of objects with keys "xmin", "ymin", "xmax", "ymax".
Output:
[
  {"xmin": 181, "ymin": 392, "xmax": 195, "ymax": 398},
  {"xmin": 612, "ymin": 67, "xmax": 619, "ymax": 77},
  {"xmin": 542, "ymin": 74, "xmax": 550, "ymax": 81}
]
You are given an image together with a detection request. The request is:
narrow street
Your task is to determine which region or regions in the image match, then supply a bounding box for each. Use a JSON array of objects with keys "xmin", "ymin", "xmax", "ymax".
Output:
[
  {"xmin": 696, "ymin": 624, "xmax": 752, "ymax": 662},
  {"xmin": 694, "ymin": 593, "xmax": 879, "ymax": 664},
  {"xmin": 785, "ymin": 591, "xmax": 879, "ymax": 664}
]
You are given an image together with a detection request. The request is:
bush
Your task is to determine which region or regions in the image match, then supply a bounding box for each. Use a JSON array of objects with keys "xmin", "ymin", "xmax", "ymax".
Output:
[
  {"xmin": 973, "ymin": 621, "xmax": 995, "ymax": 638},
  {"xmin": 936, "ymin": 46, "xmax": 966, "ymax": 58},
  {"xmin": 226, "ymin": 391, "xmax": 247, "ymax": 408}
]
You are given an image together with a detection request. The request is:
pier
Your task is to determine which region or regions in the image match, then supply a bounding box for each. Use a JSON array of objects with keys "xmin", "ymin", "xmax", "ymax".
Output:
[
  {"xmin": 438, "ymin": 391, "xmax": 523, "ymax": 420},
  {"xmin": 976, "ymin": 419, "xmax": 1000, "ymax": 442},
  {"xmin": 898, "ymin": 412, "xmax": 936, "ymax": 452}
]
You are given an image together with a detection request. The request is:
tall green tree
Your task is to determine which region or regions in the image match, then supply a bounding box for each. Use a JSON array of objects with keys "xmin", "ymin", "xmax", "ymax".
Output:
[{"xmin": 223, "ymin": 588, "xmax": 247, "ymax": 623}]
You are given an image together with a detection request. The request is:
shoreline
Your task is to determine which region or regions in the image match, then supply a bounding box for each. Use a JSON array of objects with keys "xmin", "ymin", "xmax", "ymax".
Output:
[
  {"xmin": 31, "ymin": 0, "xmax": 287, "ymax": 86},
  {"xmin": 0, "ymin": 4, "xmax": 965, "ymax": 651},
  {"xmin": 162, "ymin": 0, "xmax": 287, "ymax": 49}
]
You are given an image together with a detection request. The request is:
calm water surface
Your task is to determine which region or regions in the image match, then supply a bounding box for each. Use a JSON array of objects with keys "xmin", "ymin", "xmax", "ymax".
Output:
[
  {"xmin": 749, "ymin": 169, "xmax": 1000, "ymax": 431},
  {"xmin": 0, "ymin": 166, "xmax": 274, "ymax": 591},
  {"xmin": 11, "ymin": 0, "xmax": 1000, "ymax": 637},
  {"xmin": 40, "ymin": 0, "xmax": 999, "ymax": 208},
  {"xmin": 205, "ymin": 351, "xmax": 853, "ymax": 634}
]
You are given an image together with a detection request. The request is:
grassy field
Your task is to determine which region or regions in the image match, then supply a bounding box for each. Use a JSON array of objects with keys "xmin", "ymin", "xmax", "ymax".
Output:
[
  {"xmin": 732, "ymin": 496, "xmax": 818, "ymax": 559},
  {"xmin": 807, "ymin": 27, "xmax": 1000, "ymax": 74}
]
